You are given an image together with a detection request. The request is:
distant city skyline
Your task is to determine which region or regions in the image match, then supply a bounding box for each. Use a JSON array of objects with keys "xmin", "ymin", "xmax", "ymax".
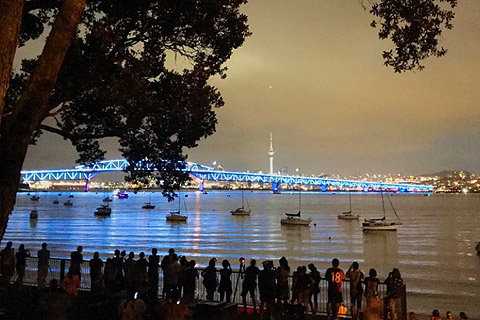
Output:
[{"xmin": 23, "ymin": 1, "xmax": 480, "ymax": 176}]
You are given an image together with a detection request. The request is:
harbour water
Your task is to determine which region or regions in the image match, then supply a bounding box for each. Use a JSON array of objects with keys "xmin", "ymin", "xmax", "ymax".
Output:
[{"xmin": 2, "ymin": 191, "xmax": 480, "ymax": 317}]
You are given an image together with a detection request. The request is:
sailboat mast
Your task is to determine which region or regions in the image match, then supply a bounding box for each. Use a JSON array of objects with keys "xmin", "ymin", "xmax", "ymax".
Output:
[
  {"xmin": 241, "ymin": 190, "xmax": 245, "ymax": 209},
  {"xmin": 381, "ymin": 189, "xmax": 386, "ymax": 219},
  {"xmin": 299, "ymin": 185, "xmax": 302, "ymax": 214},
  {"xmin": 349, "ymin": 191, "xmax": 352, "ymax": 213}
]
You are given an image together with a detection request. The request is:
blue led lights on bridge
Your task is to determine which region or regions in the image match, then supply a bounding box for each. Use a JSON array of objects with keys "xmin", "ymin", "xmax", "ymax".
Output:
[{"xmin": 20, "ymin": 159, "xmax": 434, "ymax": 192}]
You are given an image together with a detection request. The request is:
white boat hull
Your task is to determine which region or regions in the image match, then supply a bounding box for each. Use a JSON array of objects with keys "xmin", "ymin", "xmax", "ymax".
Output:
[
  {"xmin": 362, "ymin": 221, "xmax": 401, "ymax": 231},
  {"xmin": 338, "ymin": 213, "xmax": 360, "ymax": 220},
  {"xmin": 281, "ymin": 217, "xmax": 312, "ymax": 226}
]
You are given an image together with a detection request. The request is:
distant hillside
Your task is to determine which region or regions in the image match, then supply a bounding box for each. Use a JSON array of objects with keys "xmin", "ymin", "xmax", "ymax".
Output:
[{"xmin": 421, "ymin": 170, "xmax": 473, "ymax": 179}]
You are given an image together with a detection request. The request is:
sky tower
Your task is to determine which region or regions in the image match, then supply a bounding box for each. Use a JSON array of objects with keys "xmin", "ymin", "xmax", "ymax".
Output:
[{"xmin": 268, "ymin": 132, "xmax": 274, "ymax": 175}]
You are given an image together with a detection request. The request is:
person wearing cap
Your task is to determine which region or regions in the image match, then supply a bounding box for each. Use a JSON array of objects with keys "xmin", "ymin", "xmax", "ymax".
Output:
[{"xmin": 37, "ymin": 242, "xmax": 50, "ymax": 288}]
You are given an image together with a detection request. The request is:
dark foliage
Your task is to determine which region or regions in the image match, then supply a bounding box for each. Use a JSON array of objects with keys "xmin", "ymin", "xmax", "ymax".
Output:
[
  {"xmin": 7, "ymin": 0, "xmax": 250, "ymax": 199},
  {"xmin": 370, "ymin": 0, "xmax": 457, "ymax": 72}
]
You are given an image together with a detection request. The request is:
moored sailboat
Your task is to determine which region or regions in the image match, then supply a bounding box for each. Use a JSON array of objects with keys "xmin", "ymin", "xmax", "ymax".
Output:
[
  {"xmin": 362, "ymin": 191, "xmax": 402, "ymax": 231},
  {"xmin": 94, "ymin": 204, "xmax": 112, "ymax": 217},
  {"xmin": 231, "ymin": 191, "xmax": 251, "ymax": 216},
  {"xmin": 142, "ymin": 202, "xmax": 155, "ymax": 209},
  {"xmin": 142, "ymin": 193, "xmax": 155, "ymax": 209},
  {"xmin": 166, "ymin": 193, "xmax": 187, "ymax": 222},
  {"xmin": 338, "ymin": 191, "xmax": 360, "ymax": 220},
  {"xmin": 281, "ymin": 188, "xmax": 311, "ymax": 226}
]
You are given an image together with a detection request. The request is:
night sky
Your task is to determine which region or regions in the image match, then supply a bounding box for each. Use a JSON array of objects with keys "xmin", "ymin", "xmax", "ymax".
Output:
[{"xmin": 22, "ymin": 1, "xmax": 480, "ymax": 176}]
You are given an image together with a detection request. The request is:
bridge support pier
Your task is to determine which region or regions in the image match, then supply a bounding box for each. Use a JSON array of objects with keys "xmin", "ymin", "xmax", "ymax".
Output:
[
  {"xmin": 321, "ymin": 185, "xmax": 326, "ymax": 192},
  {"xmin": 84, "ymin": 178, "xmax": 89, "ymax": 192},
  {"xmin": 198, "ymin": 180, "xmax": 204, "ymax": 192},
  {"xmin": 272, "ymin": 182, "xmax": 279, "ymax": 194}
]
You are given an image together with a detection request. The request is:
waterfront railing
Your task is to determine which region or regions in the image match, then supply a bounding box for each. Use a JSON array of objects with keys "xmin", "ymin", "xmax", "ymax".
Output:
[{"xmin": 15, "ymin": 257, "xmax": 405, "ymax": 320}]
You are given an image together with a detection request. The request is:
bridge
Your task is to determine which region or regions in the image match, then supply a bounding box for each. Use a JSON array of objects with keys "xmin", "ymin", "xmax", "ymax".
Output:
[{"xmin": 20, "ymin": 159, "xmax": 434, "ymax": 193}]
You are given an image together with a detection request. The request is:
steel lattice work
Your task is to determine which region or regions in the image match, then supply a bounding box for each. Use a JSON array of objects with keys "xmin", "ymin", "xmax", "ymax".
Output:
[{"xmin": 20, "ymin": 159, "xmax": 434, "ymax": 192}]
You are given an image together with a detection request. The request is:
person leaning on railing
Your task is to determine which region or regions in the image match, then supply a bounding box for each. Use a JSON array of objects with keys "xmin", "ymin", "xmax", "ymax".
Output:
[{"xmin": 14, "ymin": 244, "xmax": 30, "ymax": 286}]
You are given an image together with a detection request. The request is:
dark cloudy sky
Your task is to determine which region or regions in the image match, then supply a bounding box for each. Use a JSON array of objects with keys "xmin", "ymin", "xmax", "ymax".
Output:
[{"xmin": 23, "ymin": 1, "xmax": 480, "ymax": 176}]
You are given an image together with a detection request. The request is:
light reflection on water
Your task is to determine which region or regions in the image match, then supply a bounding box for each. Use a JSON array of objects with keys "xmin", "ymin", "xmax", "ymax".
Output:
[{"xmin": 2, "ymin": 191, "xmax": 480, "ymax": 316}]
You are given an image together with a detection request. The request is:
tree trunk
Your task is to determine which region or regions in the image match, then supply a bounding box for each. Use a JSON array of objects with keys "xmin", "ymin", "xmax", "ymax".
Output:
[
  {"xmin": 0, "ymin": 0, "xmax": 25, "ymax": 128},
  {"xmin": 0, "ymin": 0, "xmax": 86, "ymax": 241}
]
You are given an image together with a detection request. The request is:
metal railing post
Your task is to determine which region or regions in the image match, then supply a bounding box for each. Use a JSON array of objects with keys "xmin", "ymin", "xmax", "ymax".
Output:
[{"xmin": 60, "ymin": 259, "xmax": 66, "ymax": 282}]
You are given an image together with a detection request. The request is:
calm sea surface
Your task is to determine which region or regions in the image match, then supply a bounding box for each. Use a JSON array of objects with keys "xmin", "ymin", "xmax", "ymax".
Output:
[{"xmin": 2, "ymin": 191, "xmax": 480, "ymax": 316}]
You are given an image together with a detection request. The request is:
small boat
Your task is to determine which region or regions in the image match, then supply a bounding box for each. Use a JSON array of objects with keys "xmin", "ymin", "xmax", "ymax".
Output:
[
  {"xmin": 166, "ymin": 211, "xmax": 188, "ymax": 222},
  {"xmin": 30, "ymin": 196, "xmax": 40, "ymax": 201},
  {"xmin": 362, "ymin": 192, "xmax": 402, "ymax": 231},
  {"xmin": 142, "ymin": 202, "xmax": 155, "ymax": 209},
  {"xmin": 30, "ymin": 210, "xmax": 38, "ymax": 219},
  {"xmin": 166, "ymin": 193, "xmax": 187, "ymax": 222},
  {"xmin": 338, "ymin": 211, "xmax": 360, "ymax": 220},
  {"xmin": 281, "ymin": 189, "xmax": 311, "ymax": 226},
  {"xmin": 117, "ymin": 191, "xmax": 129, "ymax": 199},
  {"xmin": 68, "ymin": 194, "xmax": 74, "ymax": 198},
  {"xmin": 231, "ymin": 207, "xmax": 251, "ymax": 215},
  {"xmin": 362, "ymin": 217, "xmax": 401, "ymax": 231},
  {"xmin": 64, "ymin": 200, "xmax": 73, "ymax": 207},
  {"xmin": 231, "ymin": 191, "xmax": 251, "ymax": 216},
  {"xmin": 102, "ymin": 197, "xmax": 112, "ymax": 202},
  {"xmin": 338, "ymin": 192, "xmax": 360, "ymax": 220},
  {"xmin": 281, "ymin": 211, "xmax": 312, "ymax": 226},
  {"xmin": 53, "ymin": 199, "xmax": 59, "ymax": 204},
  {"xmin": 94, "ymin": 204, "xmax": 111, "ymax": 216},
  {"xmin": 203, "ymin": 191, "xmax": 208, "ymax": 195}
]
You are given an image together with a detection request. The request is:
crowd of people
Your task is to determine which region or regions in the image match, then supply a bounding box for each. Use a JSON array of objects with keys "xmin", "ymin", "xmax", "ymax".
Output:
[
  {"xmin": 0, "ymin": 241, "xmax": 473, "ymax": 320},
  {"xmin": 409, "ymin": 310, "xmax": 469, "ymax": 320}
]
